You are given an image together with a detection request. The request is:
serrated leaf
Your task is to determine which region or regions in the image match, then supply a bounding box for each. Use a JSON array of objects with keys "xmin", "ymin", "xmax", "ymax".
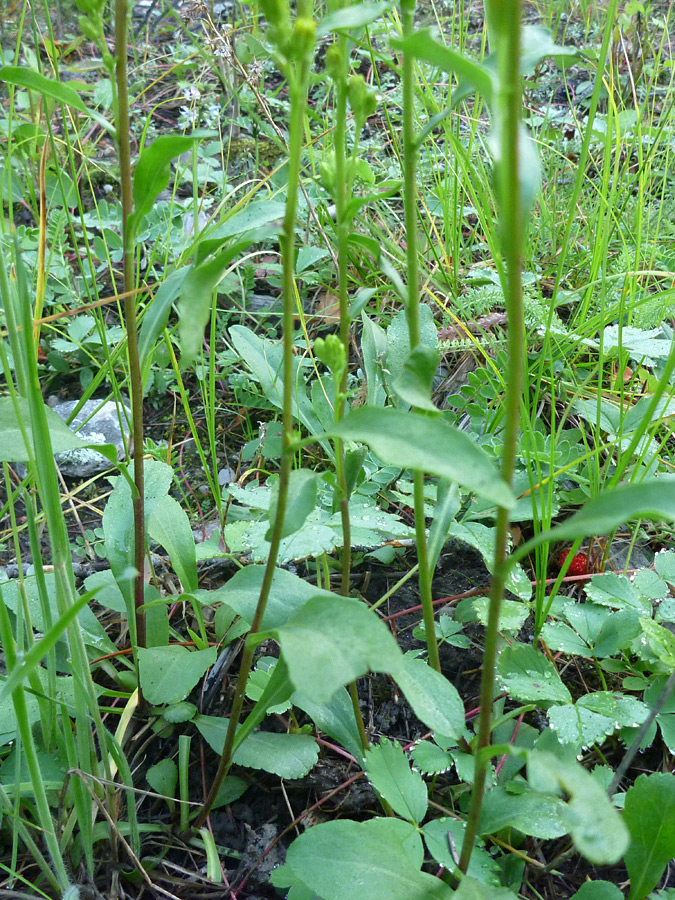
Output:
[
  {"xmin": 410, "ymin": 741, "xmax": 453, "ymax": 775},
  {"xmin": 640, "ymin": 618, "xmax": 675, "ymax": 667},
  {"xmin": 548, "ymin": 693, "xmax": 648, "ymax": 747},
  {"xmin": 473, "ymin": 597, "xmax": 530, "ymax": 632},
  {"xmin": 365, "ymin": 739, "xmax": 428, "ymax": 824},
  {"xmin": 527, "ymin": 751, "xmax": 629, "ymax": 864},
  {"xmin": 497, "ymin": 644, "xmax": 571, "ymax": 704},
  {"xmin": 162, "ymin": 701, "xmax": 197, "ymax": 723},
  {"xmin": 624, "ymin": 773, "xmax": 675, "ymax": 900}
]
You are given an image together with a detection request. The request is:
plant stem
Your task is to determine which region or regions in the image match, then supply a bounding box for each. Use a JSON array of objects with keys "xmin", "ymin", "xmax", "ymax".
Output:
[
  {"xmin": 115, "ymin": 0, "xmax": 146, "ymax": 654},
  {"xmin": 193, "ymin": 37, "xmax": 314, "ymax": 829},
  {"xmin": 332, "ymin": 29, "xmax": 352, "ymax": 597},
  {"xmin": 458, "ymin": 0, "xmax": 524, "ymax": 875},
  {"xmin": 400, "ymin": 0, "xmax": 441, "ymax": 673}
]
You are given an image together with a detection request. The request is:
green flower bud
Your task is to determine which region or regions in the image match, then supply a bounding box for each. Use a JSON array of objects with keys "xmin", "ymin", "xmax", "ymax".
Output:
[
  {"xmin": 314, "ymin": 334, "xmax": 346, "ymax": 377},
  {"xmin": 347, "ymin": 74, "xmax": 378, "ymax": 123},
  {"xmin": 318, "ymin": 152, "xmax": 337, "ymax": 194},
  {"xmin": 260, "ymin": 0, "xmax": 290, "ymax": 30},
  {"xmin": 325, "ymin": 43, "xmax": 344, "ymax": 81},
  {"xmin": 78, "ymin": 13, "xmax": 102, "ymax": 42},
  {"xmin": 284, "ymin": 16, "xmax": 316, "ymax": 61}
]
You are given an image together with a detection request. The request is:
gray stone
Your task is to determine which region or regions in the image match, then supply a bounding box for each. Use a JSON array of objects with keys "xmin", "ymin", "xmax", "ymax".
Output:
[{"xmin": 50, "ymin": 399, "xmax": 132, "ymax": 478}]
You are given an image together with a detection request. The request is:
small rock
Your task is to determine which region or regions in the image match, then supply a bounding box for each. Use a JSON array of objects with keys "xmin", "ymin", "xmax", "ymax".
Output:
[{"xmin": 51, "ymin": 399, "xmax": 132, "ymax": 478}]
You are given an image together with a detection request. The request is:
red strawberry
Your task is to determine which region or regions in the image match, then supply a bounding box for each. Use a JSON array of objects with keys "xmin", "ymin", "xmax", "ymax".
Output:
[{"xmin": 559, "ymin": 549, "xmax": 588, "ymax": 576}]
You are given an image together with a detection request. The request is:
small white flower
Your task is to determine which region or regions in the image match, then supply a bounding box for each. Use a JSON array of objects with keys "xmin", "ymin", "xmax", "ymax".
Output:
[{"xmin": 183, "ymin": 85, "xmax": 201, "ymax": 102}]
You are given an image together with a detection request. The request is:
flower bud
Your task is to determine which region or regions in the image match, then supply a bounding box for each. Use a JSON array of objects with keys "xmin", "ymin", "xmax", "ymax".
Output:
[
  {"xmin": 314, "ymin": 334, "xmax": 346, "ymax": 377},
  {"xmin": 325, "ymin": 43, "xmax": 344, "ymax": 81}
]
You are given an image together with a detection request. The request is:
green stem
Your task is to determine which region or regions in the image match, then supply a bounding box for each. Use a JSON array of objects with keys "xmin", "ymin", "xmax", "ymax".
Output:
[
  {"xmin": 400, "ymin": 0, "xmax": 441, "ymax": 673},
  {"xmin": 114, "ymin": 0, "xmax": 146, "ymax": 654},
  {"xmin": 458, "ymin": 0, "xmax": 524, "ymax": 875},
  {"xmin": 193, "ymin": 42, "xmax": 314, "ymax": 830}
]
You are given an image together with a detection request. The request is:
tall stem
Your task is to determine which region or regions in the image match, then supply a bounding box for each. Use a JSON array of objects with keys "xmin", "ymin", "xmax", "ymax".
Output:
[
  {"xmin": 115, "ymin": 0, "xmax": 146, "ymax": 653},
  {"xmin": 458, "ymin": 0, "xmax": 524, "ymax": 874},
  {"xmin": 193, "ymin": 39, "xmax": 314, "ymax": 828},
  {"xmin": 400, "ymin": 0, "xmax": 441, "ymax": 673},
  {"xmin": 332, "ymin": 30, "xmax": 352, "ymax": 597}
]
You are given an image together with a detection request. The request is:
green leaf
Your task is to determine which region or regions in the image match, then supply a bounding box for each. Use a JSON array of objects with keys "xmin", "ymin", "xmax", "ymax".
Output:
[
  {"xmin": 624, "ymin": 773, "xmax": 675, "ymax": 900},
  {"xmin": 527, "ymin": 751, "xmax": 629, "ymax": 864},
  {"xmin": 329, "ymin": 408, "xmax": 514, "ymax": 507},
  {"xmin": 266, "ymin": 469, "xmax": 319, "ymax": 540},
  {"xmin": 520, "ymin": 26, "xmax": 579, "ymax": 72},
  {"xmin": 293, "ymin": 687, "xmax": 365, "ymax": 763},
  {"xmin": 385, "ymin": 306, "xmax": 437, "ymax": 406},
  {"xmin": 102, "ymin": 460, "xmax": 174, "ymax": 617},
  {"xmin": 478, "ymin": 785, "xmax": 567, "ymax": 839},
  {"xmin": 177, "ymin": 237, "xmax": 264, "ymax": 370},
  {"xmin": 640, "ymin": 618, "xmax": 675, "ymax": 668},
  {"xmin": 364, "ymin": 738, "xmax": 428, "ymax": 824},
  {"xmin": 391, "ymin": 656, "xmax": 465, "ymax": 738},
  {"xmin": 427, "ymin": 479, "xmax": 460, "ymax": 575},
  {"xmin": 423, "ymin": 819, "xmax": 502, "ymax": 888},
  {"xmin": 540, "ymin": 621, "xmax": 590, "ymax": 656},
  {"xmin": 0, "ymin": 65, "xmax": 87, "ymax": 109},
  {"xmin": 513, "ymin": 478, "xmax": 675, "ymax": 563},
  {"xmin": 0, "ymin": 395, "xmax": 106, "ymax": 461},
  {"xmin": 389, "ymin": 29, "xmax": 493, "ymax": 104},
  {"xmin": 360, "ymin": 313, "xmax": 387, "ymax": 407},
  {"xmin": 274, "ymin": 595, "xmax": 402, "ymax": 703},
  {"xmin": 280, "ymin": 818, "xmax": 453, "ymax": 900},
  {"xmin": 452, "ymin": 876, "xmax": 519, "ymax": 900},
  {"xmin": 128, "ymin": 132, "xmax": 215, "ymax": 240},
  {"xmin": 548, "ymin": 693, "xmax": 648, "ymax": 747},
  {"xmin": 139, "ymin": 268, "xmax": 188, "ymax": 370},
  {"xmin": 569, "ymin": 883, "xmax": 624, "ymax": 900},
  {"xmin": 497, "ymin": 644, "xmax": 572, "ymax": 704},
  {"xmin": 473, "ymin": 597, "xmax": 530, "ymax": 632},
  {"xmin": 234, "ymin": 731, "xmax": 318, "ymax": 778},
  {"xmin": 0, "ymin": 65, "xmax": 114, "ymax": 135},
  {"xmin": 138, "ymin": 645, "xmax": 216, "ymax": 705},
  {"xmin": 229, "ymin": 326, "xmax": 325, "ymax": 445},
  {"xmin": 197, "ymin": 200, "xmax": 286, "ymax": 256},
  {"xmin": 146, "ymin": 759, "xmax": 178, "ymax": 798},
  {"xmin": 316, "ymin": 2, "xmax": 394, "ymax": 37},
  {"xmin": 410, "ymin": 741, "xmax": 453, "ymax": 775},
  {"xmin": 194, "ymin": 715, "xmax": 318, "ymax": 778},
  {"xmin": 200, "ymin": 565, "xmax": 334, "ymax": 630},
  {"xmin": 148, "ymin": 494, "xmax": 197, "ymax": 592},
  {"xmin": 391, "ymin": 346, "xmax": 440, "ymax": 412}
]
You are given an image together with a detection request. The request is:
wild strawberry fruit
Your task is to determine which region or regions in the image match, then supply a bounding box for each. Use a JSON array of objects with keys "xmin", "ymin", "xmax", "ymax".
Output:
[{"xmin": 559, "ymin": 549, "xmax": 589, "ymax": 576}]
